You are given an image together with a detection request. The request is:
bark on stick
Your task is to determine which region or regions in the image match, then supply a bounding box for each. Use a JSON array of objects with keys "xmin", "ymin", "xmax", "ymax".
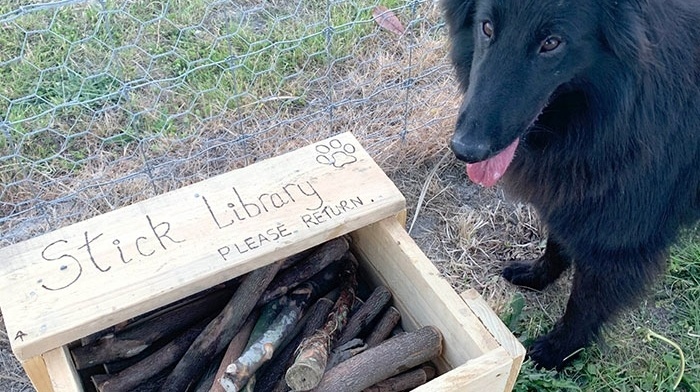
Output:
[
  {"xmin": 91, "ymin": 320, "xmax": 209, "ymax": 392},
  {"xmin": 285, "ymin": 255, "xmax": 358, "ymax": 391},
  {"xmin": 253, "ymin": 296, "xmax": 335, "ymax": 392},
  {"xmin": 362, "ymin": 364, "xmax": 436, "ymax": 392},
  {"xmin": 336, "ymin": 285, "xmax": 392, "ymax": 346},
  {"xmin": 311, "ymin": 326, "xmax": 443, "ymax": 392},
  {"xmin": 208, "ymin": 312, "xmax": 258, "ymax": 392},
  {"xmin": 365, "ymin": 306, "xmax": 401, "ymax": 348},
  {"xmin": 159, "ymin": 261, "xmax": 283, "ymax": 392},
  {"xmin": 220, "ymin": 285, "xmax": 315, "ymax": 392},
  {"xmin": 73, "ymin": 287, "xmax": 233, "ymax": 369},
  {"xmin": 258, "ymin": 237, "xmax": 349, "ymax": 305}
]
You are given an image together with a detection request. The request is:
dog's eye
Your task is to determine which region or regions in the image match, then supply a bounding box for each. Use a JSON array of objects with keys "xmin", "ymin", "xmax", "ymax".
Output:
[
  {"xmin": 540, "ymin": 36, "xmax": 562, "ymax": 53},
  {"xmin": 481, "ymin": 21, "xmax": 494, "ymax": 38}
]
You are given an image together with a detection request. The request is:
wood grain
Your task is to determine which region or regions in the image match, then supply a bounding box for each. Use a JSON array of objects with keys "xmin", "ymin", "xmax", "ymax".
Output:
[
  {"xmin": 460, "ymin": 289, "xmax": 525, "ymax": 392},
  {"xmin": 0, "ymin": 132, "xmax": 405, "ymax": 361},
  {"xmin": 350, "ymin": 217, "xmax": 500, "ymax": 373}
]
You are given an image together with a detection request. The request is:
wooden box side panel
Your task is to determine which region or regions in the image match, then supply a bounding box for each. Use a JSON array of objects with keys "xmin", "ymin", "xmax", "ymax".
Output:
[
  {"xmin": 462, "ymin": 290, "xmax": 525, "ymax": 391},
  {"xmin": 22, "ymin": 355, "xmax": 55, "ymax": 392},
  {"xmin": 412, "ymin": 347, "xmax": 513, "ymax": 392},
  {"xmin": 350, "ymin": 217, "xmax": 500, "ymax": 370},
  {"xmin": 43, "ymin": 346, "xmax": 83, "ymax": 392}
]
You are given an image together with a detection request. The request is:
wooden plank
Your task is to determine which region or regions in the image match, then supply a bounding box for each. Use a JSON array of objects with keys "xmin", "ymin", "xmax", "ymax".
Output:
[
  {"xmin": 461, "ymin": 289, "xmax": 525, "ymax": 391},
  {"xmin": 22, "ymin": 356, "xmax": 54, "ymax": 392},
  {"xmin": 0, "ymin": 132, "xmax": 406, "ymax": 360},
  {"xmin": 350, "ymin": 217, "xmax": 500, "ymax": 373},
  {"xmin": 412, "ymin": 347, "xmax": 513, "ymax": 392},
  {"xmin": 43, "ymin": 346, "xmax": 83, "ymax": 392}
]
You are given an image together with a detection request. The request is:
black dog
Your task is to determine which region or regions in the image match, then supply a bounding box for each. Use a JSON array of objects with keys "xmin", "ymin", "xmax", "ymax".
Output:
[{"xmin": 443, "ymin": 0, "xmax": 700, "ymax": 369}]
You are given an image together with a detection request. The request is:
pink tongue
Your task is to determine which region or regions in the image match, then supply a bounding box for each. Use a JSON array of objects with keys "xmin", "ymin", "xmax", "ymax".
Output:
[{"xmin": 466, "ymin": 138, "xmax": 519, "ymax": 187}]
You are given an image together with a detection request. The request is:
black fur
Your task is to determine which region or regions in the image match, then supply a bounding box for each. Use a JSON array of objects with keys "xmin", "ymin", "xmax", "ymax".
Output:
[{"xmin": 443, "ymin": 0, "xmax": 700, "ymax": 369}]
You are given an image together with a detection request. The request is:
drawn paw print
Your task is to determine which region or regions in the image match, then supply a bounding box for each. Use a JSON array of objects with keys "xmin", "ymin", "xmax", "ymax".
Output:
[{"xmin": 315, "ymin": 139, "xmax": 358, "ymax": 168}]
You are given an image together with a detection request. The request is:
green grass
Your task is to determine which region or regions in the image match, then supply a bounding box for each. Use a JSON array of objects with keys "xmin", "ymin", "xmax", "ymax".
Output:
[
  {"xmin": 0, "ymin": 0, "xmax": 407, "ymax": 175},
  {"xmin": 511, "ymin": 231, "xmax": 700, "ymax": 391}
]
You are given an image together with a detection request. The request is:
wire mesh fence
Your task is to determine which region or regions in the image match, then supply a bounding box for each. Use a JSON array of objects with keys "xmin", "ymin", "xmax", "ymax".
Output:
[{"xmin": 0, "ymin": 0, "xmax": 458, "ymax": 248}]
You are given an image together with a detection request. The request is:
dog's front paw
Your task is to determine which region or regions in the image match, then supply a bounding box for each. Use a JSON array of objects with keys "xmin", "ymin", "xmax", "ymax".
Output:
[
  {"xmin": 527, "ymin": 332, "xmax": 583, "ymax": 370},
  {"xmin": 502, "ymin": 260, "xmax": 551, "ymax": 291}
]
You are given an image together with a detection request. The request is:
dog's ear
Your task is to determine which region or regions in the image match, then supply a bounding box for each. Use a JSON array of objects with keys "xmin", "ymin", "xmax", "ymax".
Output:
[
  {"xmin": 600, "ymin": 0, "xmax": 651, "ymax": 68},
  {"xmin": 442, "ymin": 0, "xmax": 476, "ymax": 33},
  {"xmin": 442, "ymin": 0, "xmax": 476, "ymax": 91}
]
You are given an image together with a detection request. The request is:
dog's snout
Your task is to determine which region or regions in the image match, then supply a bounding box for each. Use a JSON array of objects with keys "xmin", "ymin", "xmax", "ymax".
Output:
[
  {"xmin": 455, "ymin": 110, "xmax": 467, "ymax": 130},
  {"xmin": 450, "ymin": 137, "xmax": 491, "ymax": 163},
  {"xmin": 451, "ymin": 115, "xmax": 492, "ymax": 162}
]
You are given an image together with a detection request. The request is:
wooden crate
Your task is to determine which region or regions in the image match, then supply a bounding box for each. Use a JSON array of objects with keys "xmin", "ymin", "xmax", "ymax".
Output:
[{"xmin": 0, "ymin": 132, "xmax": 524, "ymax": 391}]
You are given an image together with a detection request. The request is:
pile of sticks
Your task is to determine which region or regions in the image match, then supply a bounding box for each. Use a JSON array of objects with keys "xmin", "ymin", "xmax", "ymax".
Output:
[{"xmin": 71, "ymin": 236, "xmax": 443, "ymax": 392}]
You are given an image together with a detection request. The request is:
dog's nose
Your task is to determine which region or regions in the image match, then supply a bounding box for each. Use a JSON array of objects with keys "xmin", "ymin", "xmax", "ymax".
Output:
[
  {"xmin": 450, "ymin": 137, "xmax": 491, "ymax": 163},
  {"xmin": 452, "ymin": 114, "xmax": 492, "ymax": 163}
]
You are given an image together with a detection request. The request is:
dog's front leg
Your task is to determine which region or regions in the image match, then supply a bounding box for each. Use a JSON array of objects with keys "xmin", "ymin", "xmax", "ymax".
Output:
[{"xmin": 528, "ymin": 248, "xmax": 666, "ymax": 369}]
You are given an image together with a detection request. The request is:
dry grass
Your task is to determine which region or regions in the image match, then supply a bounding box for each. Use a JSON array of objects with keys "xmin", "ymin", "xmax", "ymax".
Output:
[
  {"xmin": 0, "ymin": 314, "xmax": 33, "ymax": 392},
  {"xmin": 396, "ymin": 158, "xmax": 549, "ymax": 313}
]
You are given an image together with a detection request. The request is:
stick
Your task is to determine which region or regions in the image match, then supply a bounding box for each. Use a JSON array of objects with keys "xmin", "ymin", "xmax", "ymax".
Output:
[
  {"xmin": 253, "ymin": 296, "xmax": 336, "ymax": 392},
  {"xmin": 102, "ymin": 342, "xmax": 160, "ymax": 374},
  {"xmin": 311, "ymin": 326, "xmax": 443, "ymax": 392},
  {"xmin": 365, "ymin": 306, "xmax": 401, "ymax": 348},
  {"xmin": 73, "ymin": 286, "xmax": 234, "ymax": 369},
  {"xmin": 194, "ymin": 359, "xmax": 222, "ymax": 392},
  {"xmin": 91, "ymin": 319, "xmax": 210, "ymax": 392},
  {"xmin": 80, "ymin": 325, "xmax": 118, "ymax": 347},
  {"xmin": 270, "ymin": 378, "xmax": 290, "ymax": 392},
  {"xmin": 82, "ymin": 283, "xmax": 235, "ymax": 347},
  {"xmin": 220, "ymin": 284, "xmax": 316, "ymax": 392},
  {"xmin": 362, "ymin": 364, "xmax": 436, "ymax": 392},
  {"xmin": 326, "ymin": 338, "xmax": 367, "ymax": 369},
  {"xmin": 258, "ymin": 237, "xmax": 349, "ymax": 305},
  {"xmin": 118, "ymin": 282, "xmax": 234, "ymax": 333},
  {"xmin": 210, "ymin": 298, "xmax": 284, "ymax": 392},
  {"xmin": 337, "ymin": 286, "xmax": 391, "ymax": 346},
  {"xmin": 159, "ymin": 261, "xmax": 283, "ymax": 392},
  {"xmin": 285, "ymin": 255, "xmax": 358, "ymax": 391},
  {"xmin": 208, "ymin": 312, "xmax": 258, "ymax": 392},
  {"xmin": 281, "ymin": 288, "xmax": 340, "ymax": 351},
  {"xmin": 249, "ymin": 299, "xmax": 289, "ymax": 346},
  {"xmin": 242, "ymin": 376, "xmax": 256, "ymax": 392},
  {"xmin": 245, "ymin": 269, "xmax": 341, "ymax": 391},
  {"xmin": 279, "ymin": 246, "xmax": 319, "ymax": 270}
]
